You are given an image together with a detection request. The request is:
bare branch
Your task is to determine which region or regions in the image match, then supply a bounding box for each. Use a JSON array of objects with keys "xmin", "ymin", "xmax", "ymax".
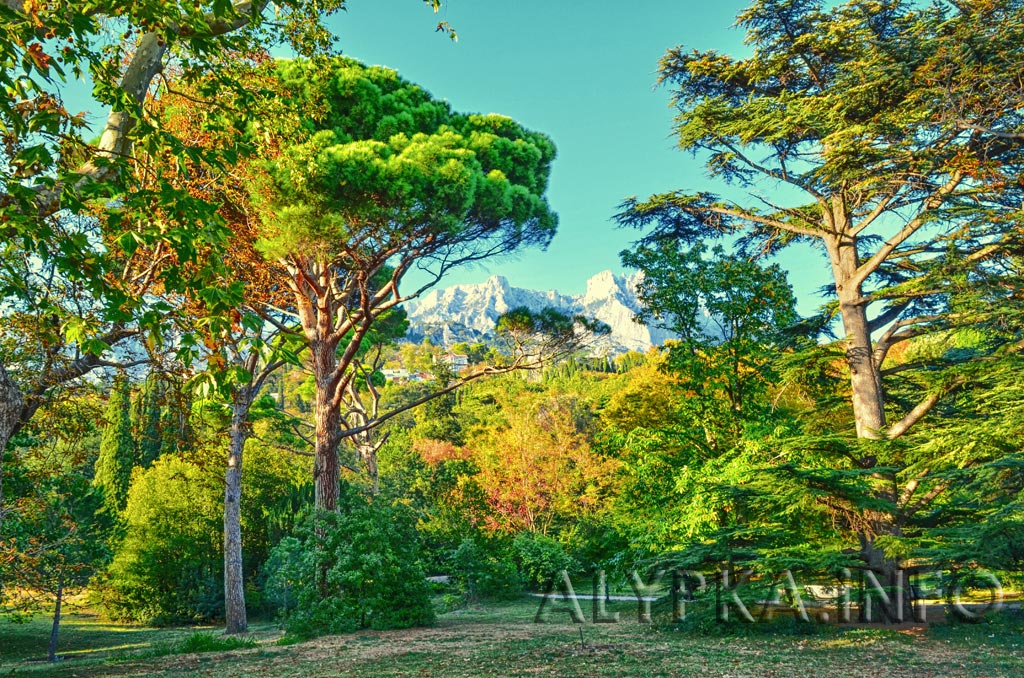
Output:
[
  {"xmin": 851, "ymin": 170, "xmax": 964, "ymax": 288},
  {"xmin": 887, "ymin": 391, "xmax": 944, "ymax": 440}
]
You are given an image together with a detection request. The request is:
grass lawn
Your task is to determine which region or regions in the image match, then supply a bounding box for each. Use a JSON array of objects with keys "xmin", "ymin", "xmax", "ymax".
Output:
[{"xmin": 2, "ymin": 596, "xmax": 1022, "ymax": 677}]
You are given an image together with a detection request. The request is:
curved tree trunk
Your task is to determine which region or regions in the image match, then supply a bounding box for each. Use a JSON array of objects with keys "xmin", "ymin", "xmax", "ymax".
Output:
[{"xmin": 223, "ymin": 390, "xmax": 252, "ymax": 635}]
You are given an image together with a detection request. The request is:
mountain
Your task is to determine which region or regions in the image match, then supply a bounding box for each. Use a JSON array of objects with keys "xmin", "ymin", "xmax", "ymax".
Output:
[{"xmin": 402, "ymin": 270, "xmax": 682, "ymax": 354}]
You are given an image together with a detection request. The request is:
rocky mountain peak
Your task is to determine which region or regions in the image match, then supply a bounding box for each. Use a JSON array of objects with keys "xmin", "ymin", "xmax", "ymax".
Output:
[{"xmin": 403, "ymin": 270, "xmax": 679, "ymax": 354}]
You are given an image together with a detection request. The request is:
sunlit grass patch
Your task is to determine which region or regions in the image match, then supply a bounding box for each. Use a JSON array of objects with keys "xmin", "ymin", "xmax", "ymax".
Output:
[{"xmin": 175, "ymin": 631, "xmax": 259, "ymax": 654}]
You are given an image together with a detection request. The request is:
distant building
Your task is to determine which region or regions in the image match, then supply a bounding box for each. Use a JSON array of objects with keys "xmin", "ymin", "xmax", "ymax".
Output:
[
  {"xmin": 382, "ymin": 368, "xmax": 411, "ymax": 382},
  {"xmin": 439, "ymin": 352, "xmax": 469, "ymax": 371}
]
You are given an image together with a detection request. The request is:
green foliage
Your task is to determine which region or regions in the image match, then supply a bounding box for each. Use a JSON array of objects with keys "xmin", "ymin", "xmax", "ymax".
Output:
[
  {"xmin": 263, "ymin": 489, "xmax": 435, "ymax": 638},
  {"xmin": 175, "ymin": 631, "xmax": 258, "ymax": 654},
  {"xmin": 410, "ymin": 372, "xmax": 464, "ymax": 445},
  {"xmin": 130, "ymin": 377, "xmax": 163, "ymax": 468},
  {"xmin": 613, "ymin": 0, "xmax": 1024, "ymax": 588},
  {"xmin": 101, "ymin": 454, "xmax": 223, "ymax": 624},
  {"xmin": 92, "ymin": 376, "xmax": 135, "ymax": 515},
  {"xmin": 248, "ymin": 57, "xmax": 558, "ymax": 265},
  {"xmin": 448, "ymin": 538, "xmax": 522, "ymax": 601},
  {"xmin": 377, "ymin": 428, "xmax": 486, "ymax": 573},
  {"xmin": 511, "ymin": 532, "xmax": 575, "ymax": 590},
  {"xmin": 622, "ymin": 240, "xmax": 798, "ymax": 417},
  {"xmin": 495, "ymin": 307, "xmax": 610, "ymax": 362},
  {"xmin": 2, "ymin": 467, "xmax": 109, "ymax": 622},
  {"xmin": 240, "ymin": 406, "xmax": 313, "ymax": 571},
  {"xmin": 608, "ymin": 240, "xmax": 804, "ymax": 566},
  {"xmin": 99, "ymin": 397, "xmax": 312, "ymax": 625}
]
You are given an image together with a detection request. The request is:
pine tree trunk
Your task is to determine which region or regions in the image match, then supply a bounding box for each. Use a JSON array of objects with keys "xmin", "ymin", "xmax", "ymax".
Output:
[
  {"xmin": 223, "ymin": 391, "xmax": 251, "ymax": 635},
  {"xmin": 312, "ymin": 342, "xmax": 342, "ymax": 512},
  {"xmin": 0, "ymin": 361, "xmax": 24, "ymax": 539},
  {"xmin": 314, "ymin": 395, "xmax": 342, "ymax": 512},
  {"xmin": 48, "ymin": 575, "xmax": 64, "ymax": 662}
]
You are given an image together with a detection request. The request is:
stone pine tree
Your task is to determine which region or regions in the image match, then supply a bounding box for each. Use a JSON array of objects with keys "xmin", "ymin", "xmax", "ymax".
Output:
[
  {"xmin": 93, "ymin": 376, "xmax": 136, "ymax": 515},
  {"xmin": 617, "ymin": 0, "xmax": 1024, "ymax": 618},
  {"xmin": 243, "ymin": 57, "xmax": 559, "ymax": 513}
]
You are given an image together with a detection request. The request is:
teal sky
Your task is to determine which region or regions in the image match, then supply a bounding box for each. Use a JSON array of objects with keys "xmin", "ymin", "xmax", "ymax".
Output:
[
  {"xmin": 57, "ymin": 1, "xmax": 829, "ymax": 314},
  {"xmin": 330, "ymin": 1, "xmax": 830, "ymax": 313}
]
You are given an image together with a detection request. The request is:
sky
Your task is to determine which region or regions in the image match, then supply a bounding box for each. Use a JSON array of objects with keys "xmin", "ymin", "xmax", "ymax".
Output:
[
  {"xmin": 326, "ymin": 1, "xmax": 831, "ymax": 313},
  {"xmin": 59, "ymin": 0, "xmax": 830, "ymax": 315}
]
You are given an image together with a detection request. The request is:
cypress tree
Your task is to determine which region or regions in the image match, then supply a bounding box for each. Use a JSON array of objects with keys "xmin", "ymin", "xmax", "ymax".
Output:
[
  {"xmin": 132, "ymin": 376, "xmax": 163, "ymax": 467},
  {"xmin": 93, "ymin": 376, "xmax": 136, "ymax": 514}
]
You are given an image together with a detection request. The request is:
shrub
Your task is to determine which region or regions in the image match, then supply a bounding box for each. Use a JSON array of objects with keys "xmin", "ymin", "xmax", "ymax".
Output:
[
  {"xmin": 177, "ymin": 631, "xmax": 258, "ymax": 653},
  {"xmin": 101, "ymin": 456, "xmax": 223, "ymax": 624},
  {"xmin": 512, "ymin": 532, "xmax": 575, "ymax": 589},
  {"xmin": 263, "ymin": 487, "xmax": 435, "ymax": 639},
  {"xmin": 100, "ymin": 434, "xmax": 310, "ymax": 625},
  {"xmin": 448, "ymin": 538, "xmax": 522, "ymax": 602}
]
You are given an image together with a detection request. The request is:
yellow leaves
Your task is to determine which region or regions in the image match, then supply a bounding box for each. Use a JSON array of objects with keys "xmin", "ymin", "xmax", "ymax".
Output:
[
  {"xmin": 414, "ymin": 438, "xmax": 469, "ymax": 465},
  {"xmin": 23, "ymin": 0, "xmax": 45, "ymax": 28}
]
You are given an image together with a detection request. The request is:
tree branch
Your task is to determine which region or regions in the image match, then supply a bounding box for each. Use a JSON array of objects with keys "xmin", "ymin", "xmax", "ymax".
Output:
[
  {"xmin": 705, "ymin": 204, "xmax": 822, "ymax": 238},
  {"xmin": 886, "ymin": 390, "xmax": 944, "ymax": 440},
  {"xmin": 851, "ymin": 170, "xmax": 964, "ymax": 288}
]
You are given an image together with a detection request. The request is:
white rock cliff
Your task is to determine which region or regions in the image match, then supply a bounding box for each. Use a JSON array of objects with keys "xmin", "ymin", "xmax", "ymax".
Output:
[{"xmin": 403, "ymin": 270, "xmax": 679, "ymax": 354}]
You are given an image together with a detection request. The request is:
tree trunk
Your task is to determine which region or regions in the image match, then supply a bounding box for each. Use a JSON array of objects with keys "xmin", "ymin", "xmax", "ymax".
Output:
[
  {"xmin": 838, "ymin": 293, "xmax": 886, "ymax": 438},
  {"xmin": 831, "ymin": 235, "xmax": 917, "ymax": 623},
  {"xmin": 48, "ymin": 575, "xmax": 64, "ymax": 662},
  {"xmin": 0, "ymin": 361, "xmax": 24, "ymax": 539},
  {"xmin": 312, "ymin": 342, "xmax": 342, "ymax": 512},
  {"xmin": 827, "ymin": 233, "xmax": 908, "ymax": 602},
  {"xmin": 356, "ymin": 438, "xmax": 380, "ymax": 496},
  {"xmin": 859, "ymin": 530, "xmax": 916, "ymax": 623},
  {"xmin": 827, "ymin": 235, "xmax": 886, "ymax": 439},
  {"xmin": 223, "ymin": 390, "xmax": 252, "ymax": 635}
]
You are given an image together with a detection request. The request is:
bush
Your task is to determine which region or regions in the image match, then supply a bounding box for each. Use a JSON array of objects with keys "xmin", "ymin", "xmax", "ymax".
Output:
[
  {"xmin": 448, "ymin": 538, "xmax": 522, "ymax": 602},
  {"xmin": 263, "ymin": 487, "xmax": 435, "ymax": 639},
  {"xmin": 101, "ymin": 456, "xmax": 223, "ymax": 624},
  {"xmin": 100, "ymin": 433, "xmax": 310, "ymax": 625},
  {"xmin": 512, "ymin": 532, "xmax": 575, "ymax": 589}
]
